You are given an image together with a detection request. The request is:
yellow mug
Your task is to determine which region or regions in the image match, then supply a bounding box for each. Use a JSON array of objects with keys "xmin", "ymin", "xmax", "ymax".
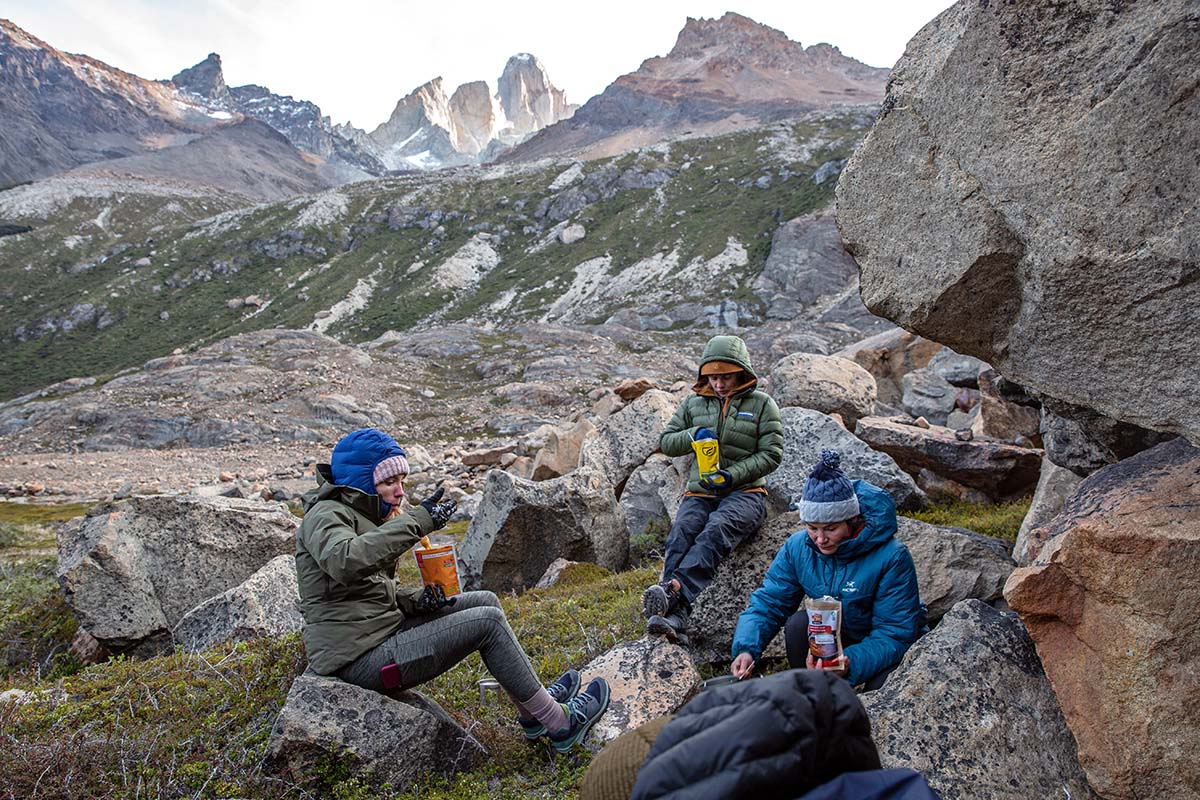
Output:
[{"xmin": 691, "ymin": 438, "xmax": 723, "ymax": 484}]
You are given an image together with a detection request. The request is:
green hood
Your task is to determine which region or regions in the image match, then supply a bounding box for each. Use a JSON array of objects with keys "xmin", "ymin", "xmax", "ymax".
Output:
[{"xmin": 693, "ymin": 335, "xmax": 758, "ymax": 395}]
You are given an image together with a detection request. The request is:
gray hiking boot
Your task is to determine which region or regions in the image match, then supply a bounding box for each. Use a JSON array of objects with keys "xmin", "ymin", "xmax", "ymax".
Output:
[
  {"xmin": 646, "ymin": 608, "xmax": 690, "ymax": 646},
  {"xmin": 518, "ymin": 668, "xmax": 581, "ymax": 739},
  {"xmin": 642, "ymin": 579, "xmax": 681, "ymax": 619},
  {"xmin": 548, "ymin": 677, "xmax": 611, "ymax": 753}
]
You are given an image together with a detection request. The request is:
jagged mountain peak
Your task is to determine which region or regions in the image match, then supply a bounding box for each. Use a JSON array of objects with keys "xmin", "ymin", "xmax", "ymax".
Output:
[
  {"xmin": 172, "ymin": 52, "xmax": 231, "ymax": 106},
  {"xmin": 671, "ymin": 11, "xmax": 794, "ymax": 55}
]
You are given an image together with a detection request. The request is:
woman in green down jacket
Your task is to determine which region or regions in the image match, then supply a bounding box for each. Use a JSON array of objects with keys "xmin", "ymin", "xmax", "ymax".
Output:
[
  {"xmin": 642, "ymin": 335, "xmax": 784, "ymax": 642},
  {"xmin": 295, "ymin": 428, "xmax": 610, "ymax": 753}
]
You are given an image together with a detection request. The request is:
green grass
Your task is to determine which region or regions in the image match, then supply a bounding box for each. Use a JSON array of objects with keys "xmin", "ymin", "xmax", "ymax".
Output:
[
  {"xmin": 0, "ymin": 508, "xmax": 658, "ymax": 800},
  {"xmin": 903, "ymin": 497, "xmax": 1033, "ymax": 543}
]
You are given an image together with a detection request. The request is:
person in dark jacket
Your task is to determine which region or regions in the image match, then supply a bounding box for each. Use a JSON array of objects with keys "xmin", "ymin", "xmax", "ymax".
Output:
[
  {"xmin": 643, "ymin": 335, "xmax": 784, "ymax": 642},
  {"xmin": 295, "ymin": 427, "xmax": 609, "ymax": 752},
  {"xmin": 627, "ymin": 669, "xmax": 880, "ymax": 800},
  {"xmin": 730, "ymin": 450, "xmax": 925, "ymax": 689}
]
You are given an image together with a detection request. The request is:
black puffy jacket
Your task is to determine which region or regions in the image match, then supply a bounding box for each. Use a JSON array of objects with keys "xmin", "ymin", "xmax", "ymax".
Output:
[{"xmin": 630, "ymin": 669, "xmax": 881, "ymax": 800}]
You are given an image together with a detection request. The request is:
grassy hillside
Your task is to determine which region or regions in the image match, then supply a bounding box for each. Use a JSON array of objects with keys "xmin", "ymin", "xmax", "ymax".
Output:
[{"xmin": 0, "ymin": 112, "xmax": 871, "ymax": 399}]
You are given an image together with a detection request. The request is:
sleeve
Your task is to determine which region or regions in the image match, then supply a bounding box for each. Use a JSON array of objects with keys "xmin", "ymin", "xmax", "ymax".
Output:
[
  {"xmin": 300, "ymin": 503, "xmax": 436, "ymax": 586},
  {"xmin": 731, "ymin": 534, "xmax": 807, "ymax": 660},
  {"xmin": 843, "ymin": 545, "xmax": 924, "ymax": 686},
  {"xmin": 725, "ymin": 394, "xmax": 785, "ymax": 487},
  {"xmin": 659, "ymin": 397, "xmax": 699, "ymax": 457}
]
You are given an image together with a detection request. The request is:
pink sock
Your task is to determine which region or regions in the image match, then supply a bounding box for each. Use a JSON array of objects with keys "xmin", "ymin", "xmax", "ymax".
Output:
[{"xmin": 520, "ymin": 687, "xmax": 569, "ymax": 733}]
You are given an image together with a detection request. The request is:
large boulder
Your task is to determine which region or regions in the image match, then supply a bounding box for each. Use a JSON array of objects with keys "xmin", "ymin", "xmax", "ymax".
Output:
[
  {"xmin": 855, "ymin": 416, "xmax": 1042, "ymax": 501},
  {"xmin": 687, "ymin": 514, "xmax": 797, "ymax": 664},
  {"xmin": 265, "ymin": 672, "xmax": 485, "ymax": 792},
  {"xmin": 899, "ymin": 368, "xmax": 957, "ymax": 426},
  {"xmin": 862, "ymin": 600, "xmax": 1090, "ymax": 800},
  {"xmin": 766, "ymin": 407, "xmax": 927, "ymax": 513},
  {"xmin": 1004, "ymin": 439, "xmax": 1200, "ymax": 800},
  {"xmin": 894, "ymin": 517, "xmax": 1013, "ymax": 623},
  {"xmin": 173, "ymin": 555, "xmax": 303, "ymax": 652},
  {"xmin": 579, "ymin": 389, "xmax": 677, "ymax": 492},
  {"xmin": 56, "ymin": 495, "xmax": 298, "ymax": 653},
  {"xmin": 749, "ymin": 210, "xmax": 861, "ymax": 321},
  {"xmin": 1013, "ymin": 458, "xmax": 1083, "ymax": 565},
  {"xmin": 459, "ymin": 467, "xmax": 629, "ymax": 593},
  {"xmin": 835, "ymin": 329, "xmax": 943, "ymax": 409},
  {"xmin": 688, "ymin": 511, "xmax": 1008, "ymax": 663},
  {"xmin": 579, "ymin": 637, "xmax": 700, "ymax": 753},
  {"xmin": 767, "ymin": 353, "xmax": 877, "ymax": 428},
  {"xmin": 1040, "ymin": 397, "xmax": 1177, "ymax": 477},
  {"xmin": 837, "ymin": 0, "xmax": 1200, "ymax": 444},
  {"xmin": 530, "ymin": 418, "xmax": 596, "ymax": 480},
  {"xmin": 618, "ymin": 454, "xmax": 686, "ymax": 543},
  {"xmin": 969, "ymin": 370, "xmax": 1041, "ymax": 443}
]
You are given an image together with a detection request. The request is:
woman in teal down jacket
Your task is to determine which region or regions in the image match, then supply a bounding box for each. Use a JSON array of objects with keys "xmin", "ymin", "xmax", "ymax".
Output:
[{"xmin": 730, "ymin": 450, "xmax": 926, "ymax": 690}]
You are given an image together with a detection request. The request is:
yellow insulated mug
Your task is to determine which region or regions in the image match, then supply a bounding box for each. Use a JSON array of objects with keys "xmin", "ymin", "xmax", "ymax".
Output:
[{"xmin": 692, "ymin": 436, "xmax": 723, "ymax": 485}]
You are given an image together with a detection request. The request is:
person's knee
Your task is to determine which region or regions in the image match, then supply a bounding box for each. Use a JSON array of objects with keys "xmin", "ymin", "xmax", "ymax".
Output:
[
  {"xmin": 471, "ymin": 590, "xmax": 501, "ymax": 608},
  {"xmin": 784, "ymin": 610, "xmax": 809, "ymax": 667}
]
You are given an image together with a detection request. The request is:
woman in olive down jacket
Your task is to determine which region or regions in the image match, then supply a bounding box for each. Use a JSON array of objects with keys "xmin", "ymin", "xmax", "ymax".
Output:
[
  {"xmin": 643, "ymin": 335, "xmax": 784, "ymax": 641},
  {"xmin": 294, "ymin": 427, "xmax": 609, "ymax": 752}
]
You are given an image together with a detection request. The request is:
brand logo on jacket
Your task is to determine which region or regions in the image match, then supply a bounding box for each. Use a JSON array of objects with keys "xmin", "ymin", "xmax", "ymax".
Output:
[{"xmin": 842, "ymin": 580, "xmax": 858, "ymax": 594}]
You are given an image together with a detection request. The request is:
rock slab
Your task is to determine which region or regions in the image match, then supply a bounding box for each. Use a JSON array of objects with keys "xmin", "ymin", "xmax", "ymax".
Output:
[
  {"xmin": 56, "ymin": 495, "xmax": 298, "ymax": 652},
  {"xmin": 579, "ymin": 389, "xmax": 677, "ymax": 492},
  {"xmin": 767, "ymin": 407, "xmax": 926, "ymax": 513},
  {"xmin": 173, "ymin": 554, "xmax": 303, "ymax": 652},
  {"xmin": 459, "ymin": 467, "xmax": 629, "ymax": 593},
  {"xmin": 862, "ymin": 600, "xmax": 1091, "ymax": 800},
  {"xmin": 265, "ymin": 672, "xmax": 485, "ymax": 792},
  {"xmin": 893, "ymin": 517, "xmax": 1012, "ymax": 624},
  {"xmin": 580, "ymin": 637, "xmax": 700, "ymax": 752},
  {"xmin": 1005, "ymin": 439, "xmax": 1200, "ymax": 800},
  {"xmin": 768, "ymin": 352, "xmax": 877, "ymax": 428}
]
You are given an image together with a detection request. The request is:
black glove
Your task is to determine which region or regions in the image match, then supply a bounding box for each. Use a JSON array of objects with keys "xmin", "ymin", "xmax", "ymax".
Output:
[
  {"xmin": 414, "ymin": 583, "xmax": 456, "ymax": 614},
  {"xmin": 699, "ymin": 469, "xmax": 733, "ymax": 494},
  {"xmin": 419, "ymin": 487, "xmax": 458, "ymax": 530}
]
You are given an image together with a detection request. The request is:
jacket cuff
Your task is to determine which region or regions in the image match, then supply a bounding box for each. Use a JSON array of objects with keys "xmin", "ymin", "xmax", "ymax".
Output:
[{"xmin": 410, "ymin": 505, "xmax": 436, "ymax": 534}]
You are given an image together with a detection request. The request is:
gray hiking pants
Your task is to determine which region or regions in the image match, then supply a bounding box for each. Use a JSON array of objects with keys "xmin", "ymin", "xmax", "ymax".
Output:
[
  {"xmin": 337, "ymin": 590, "xmax": 542, "ymax": 701},
  {"xmin": 662, "ymin": 492, "xmax": 767, "ymax": 605}
]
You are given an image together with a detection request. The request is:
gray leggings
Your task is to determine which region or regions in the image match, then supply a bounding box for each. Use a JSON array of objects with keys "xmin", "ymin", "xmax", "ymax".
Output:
[{"xmin": 337, "ymin": 590, "xmax": 542, "ymax": 701}]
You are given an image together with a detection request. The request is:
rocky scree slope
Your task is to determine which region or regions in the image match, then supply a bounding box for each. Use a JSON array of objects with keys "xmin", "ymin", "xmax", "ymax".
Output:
[{"xmin": 0, "ymin": 111, "xmax": 872, "ymax": 399}]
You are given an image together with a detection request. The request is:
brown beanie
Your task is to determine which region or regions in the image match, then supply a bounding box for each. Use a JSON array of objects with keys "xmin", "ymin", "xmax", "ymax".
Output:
[
  {"xmin": 579, "ymin": 716, "xmax": 671, "ymax": 800},
  {"xmin": 699, "ymin": 360, "xmax": 742, "ymax": 376}
]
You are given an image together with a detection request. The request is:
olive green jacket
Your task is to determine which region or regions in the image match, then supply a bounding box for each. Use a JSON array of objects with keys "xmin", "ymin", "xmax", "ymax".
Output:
[
  {"xmin": 295, "ymin": 464, "xmax": 437, "ymax": 675},
  {"xmin": 660, "ymin": 335, "xmax": 785, "ymax": 494}
]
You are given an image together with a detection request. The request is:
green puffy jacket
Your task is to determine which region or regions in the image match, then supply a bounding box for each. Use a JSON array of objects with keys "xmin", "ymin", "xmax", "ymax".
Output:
[
  {"xmin": 295, "ymin": 464, "xmax": 437, "ymax": 675},
  {"xmin": 660, "ymin": 335, "xmax": 785, "ymax": 494}
]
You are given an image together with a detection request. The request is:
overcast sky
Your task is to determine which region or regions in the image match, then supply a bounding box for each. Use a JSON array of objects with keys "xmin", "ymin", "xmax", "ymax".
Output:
[{"xmin": 5, "ymin": 1, "xmax": 956, "ymax": 130}]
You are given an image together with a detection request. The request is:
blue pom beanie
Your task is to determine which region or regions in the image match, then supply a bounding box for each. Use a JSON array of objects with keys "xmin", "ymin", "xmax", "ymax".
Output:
[
  {"xmin": 330, "ymin": 428, "xmax": 407, "ymax": 508},
  {"xmin": 796, "ymin": 449, "xmax": 860, "ymax": 523}
]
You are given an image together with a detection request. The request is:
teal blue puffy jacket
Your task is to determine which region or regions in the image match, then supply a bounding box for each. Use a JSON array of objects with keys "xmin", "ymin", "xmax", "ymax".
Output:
[{"xmin": 731, "ymin": 480, "xmax": 926, "ymax": 686}]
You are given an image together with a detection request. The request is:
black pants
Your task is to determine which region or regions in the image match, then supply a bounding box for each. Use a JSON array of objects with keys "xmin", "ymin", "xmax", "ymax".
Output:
[
  {"xmin": 662, "ymin": 493, "xmax": 766, "ymax": 605},
  {"xmin": 784, "ymin": 610, "xmax": 895, "ymax": 691}
]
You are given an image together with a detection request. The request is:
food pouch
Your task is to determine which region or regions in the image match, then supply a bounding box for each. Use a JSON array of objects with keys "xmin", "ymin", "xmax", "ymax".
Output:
[
  {"xmin": 413, "ymin": 543, "xmax": 462, "ymax": 597},
  {"xmin": 805, "ymin": 595, "xmax": 844, "ymax": 665},
  {"xmin": 691, "ymin": 437, "xmax": 722, "ymax": 483}
]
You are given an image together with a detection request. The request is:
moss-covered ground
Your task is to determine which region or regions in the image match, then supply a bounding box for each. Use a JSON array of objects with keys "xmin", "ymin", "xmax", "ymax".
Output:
[{"xmin": 1, "ymin": 493, "xmax": 1029, "ymax": 798}]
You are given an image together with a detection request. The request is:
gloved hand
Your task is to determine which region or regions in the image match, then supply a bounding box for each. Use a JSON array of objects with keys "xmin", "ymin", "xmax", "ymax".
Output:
[
  {"xmin": 419, "ymin": 487, "xmax": 458, "ymax": 530},
  {"xmin": 414, "ymin": 583, "xmax": 456, "ymax": 614},
  {"xmin": 694, "ymin": 427, "xmax": 717, "ymax": 441},
  {"xmin": 699, "ymin": 468, "xmax": 733, "ymax": 493}
]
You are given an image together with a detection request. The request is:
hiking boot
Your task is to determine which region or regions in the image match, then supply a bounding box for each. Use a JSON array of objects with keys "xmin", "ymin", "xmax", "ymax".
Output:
[
  {"xmin": 518, "ymin": 668, "xmax": 581, "ymax": 739},
  {"xmin": 548, "ymin": 677, "xmax": 611, "ymax": 753},
  {"xmin": 642, "ymin": 579, "xmax": 681, "ymax": 619},
  {"xmin": 646, "ymin": 608, "xmax": 690, "ymax": 646}
]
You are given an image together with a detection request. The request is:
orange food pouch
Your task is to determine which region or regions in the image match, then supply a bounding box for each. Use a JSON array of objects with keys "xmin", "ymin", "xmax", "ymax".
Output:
[{"xmin": 413, "ymin": 544, "xmax": 462, "ymax": 597}]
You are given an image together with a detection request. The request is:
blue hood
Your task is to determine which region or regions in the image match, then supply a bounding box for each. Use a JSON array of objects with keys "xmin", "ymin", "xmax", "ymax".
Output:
[{"xmin": 329, "ymin": 428, "xmax": 405, "ymax": 515}]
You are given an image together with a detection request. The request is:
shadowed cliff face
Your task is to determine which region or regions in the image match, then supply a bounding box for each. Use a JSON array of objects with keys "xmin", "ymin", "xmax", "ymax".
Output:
[{"xmin": 836, "ymin": 0, "xmax": 1200, "ymax": 444}]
